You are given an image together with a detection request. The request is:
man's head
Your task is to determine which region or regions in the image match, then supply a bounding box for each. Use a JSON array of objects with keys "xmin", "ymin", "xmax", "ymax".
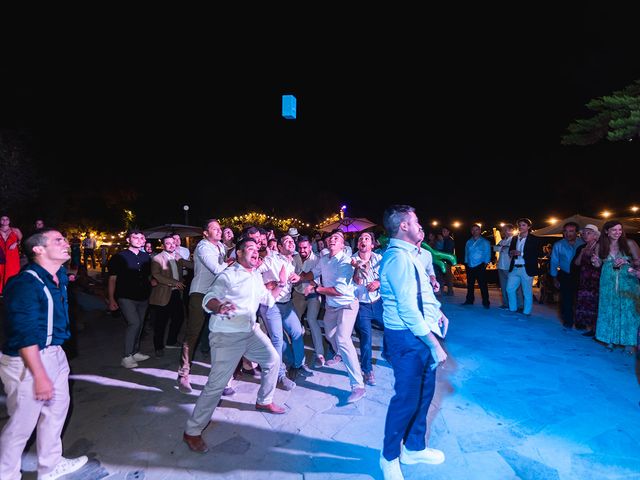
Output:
[
  {"xmin": 470, "ymin": 224, "xmax": 482, "ymax": 238},
  {"xmin": 203, "ymin": 219, "xmax": 222, "ymax": 243},
  {"xmin": 500, "ymin": 223, "xmax": 514, "ymax": 237},
  {"xmin": 235, "ymin": 237, "xmax": 260, "ymax": 269},
  {"xmin": 278, "ymin": 235, "xmax": 296, "ymax": 256},
  {"xmin": 267, "ymin": 237, "xmax": 278, "ymax": 252},
  {"xmin": 516, "ymin": 218, "xmax": 532, "ymax": 236},
  {"xmin": 562, "ymin": 222, "xmax": 579, "ymax": 242},
  {"xmin": 172, "ymin": 234, "xmax": 183, "ymax": 246},
  {"xmin": 126, "ymin": 229, "xmax": 146, "ymax": 249},
  {"xmin": 161, "ymin": 235, "xmax": 177, "ymax": 253},
  {"xmin": 222, "ymin": 227, "xmax": 234, "ymax": 243},
  {"xmin": 297, "ymin": 235, "xmax": 312, "ymax": 260},
  {"xmin": 144, "ymin": 242, "xmax": 154, "ymax": 254},
  {"xmin": 287, "ymin": 227, "xmax": 300, "ymax": 240},
  {"xmin": 357, "ymin": 232, "xmax": 375, "ymax": 253},
  {"xmin": 35, "ymin": 219, "xmax": 45, "ymax": 229},
  {"xmin": 383, "ymin": 205, "xmax": 421, "ymax": 245},
  {"xmin": 327, "ymin": 231, "xmax": 345, "ymax": 256},
  {"xmin": 24, "ymin": 228, "xmax": 70, "ymax": 265}
]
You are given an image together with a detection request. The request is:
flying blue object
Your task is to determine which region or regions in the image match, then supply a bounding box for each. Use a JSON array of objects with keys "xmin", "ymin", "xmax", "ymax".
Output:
[{"xmin": 282, "ymin": 94, "xmax": 297, "ymax": 119}]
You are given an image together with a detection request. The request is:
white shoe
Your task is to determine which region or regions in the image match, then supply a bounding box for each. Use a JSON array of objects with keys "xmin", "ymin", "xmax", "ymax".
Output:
[
  {"xmin": 132, "ymin": 352, "xmax": 150, "ymax": 362},
  {"xmin": 400, "ymin": 446, "xmax": 445, "ymax": 465},
  {"xmin": 121, "ymin": 355, "xmax": 139, "ymax": 369},
  {"xmin": 379, "ymin": 454, "xmax": 404, "ymax": 480},
  {"xmin": 40, "ymin": 455, "xmax": 88, "ymax": 480}
]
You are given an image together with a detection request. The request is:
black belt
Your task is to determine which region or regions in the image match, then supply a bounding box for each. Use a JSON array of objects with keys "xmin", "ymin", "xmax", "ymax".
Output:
[
  {"xmin": 276, "ymin": 301, "xmax": 289, "ymax": 305},
  {"xmin": 514, "ymin": 265, "xmax": 525, "ymax": 268}
]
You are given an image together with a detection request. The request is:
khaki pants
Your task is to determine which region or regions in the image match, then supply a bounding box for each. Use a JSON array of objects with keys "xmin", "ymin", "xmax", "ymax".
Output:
[
  {"xmin": 323, "ymin": 300, "xmax": 364, "ymax": 388},
  {"xmin": 0, "ymin": 346, "xmax": 70, "ymax": 480},
  {"xmin": 179, "ymin": 292, "xmax": 206, "ymax": 377},
  {"xmin": 185, "ymin": 324, "xmax": 280, "ymax": 435}
]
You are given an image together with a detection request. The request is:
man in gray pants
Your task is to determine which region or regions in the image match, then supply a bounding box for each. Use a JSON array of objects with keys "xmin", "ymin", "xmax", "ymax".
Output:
[{"xmin": 107, "ymin": 229, "xmax": 152, "ymax": 368}]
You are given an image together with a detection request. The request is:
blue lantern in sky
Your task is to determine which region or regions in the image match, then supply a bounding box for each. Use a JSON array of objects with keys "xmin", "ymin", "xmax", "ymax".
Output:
[{"xmin": 282, "ymin": 94, "xmax": 297, "ymax": 119}]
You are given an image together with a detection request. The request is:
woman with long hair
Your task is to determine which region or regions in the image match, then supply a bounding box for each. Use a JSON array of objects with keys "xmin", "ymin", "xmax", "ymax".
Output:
[{"xmin": 591, "ymin": 220, "xmax": 640, "ymax": 354}]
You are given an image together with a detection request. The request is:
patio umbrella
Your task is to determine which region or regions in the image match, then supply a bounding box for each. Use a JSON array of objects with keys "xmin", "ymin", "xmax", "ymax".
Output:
[
  {"xmin": 319, "ymin": 217, "xmax": 377, "ymax": 233},
  {"xmin": 143, "ymin": 224, "xmax": 203, "ymax": 239}
]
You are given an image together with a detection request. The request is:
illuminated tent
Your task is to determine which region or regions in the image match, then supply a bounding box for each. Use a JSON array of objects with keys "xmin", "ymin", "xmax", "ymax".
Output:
[{"xmin": 533, "ymin": 214, "xmax": 638, "ymax": 237}]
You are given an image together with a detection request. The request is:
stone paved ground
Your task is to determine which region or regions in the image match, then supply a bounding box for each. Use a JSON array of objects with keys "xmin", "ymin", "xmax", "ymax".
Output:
[{"xmin": 2, "ymin": 286, "xmax": 640, "ymax": 479}]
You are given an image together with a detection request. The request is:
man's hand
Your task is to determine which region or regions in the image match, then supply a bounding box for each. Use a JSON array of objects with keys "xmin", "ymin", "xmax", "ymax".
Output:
[
  {"xmin": 33, "ymin": 373, "xmax": 54, "ymax": 401},
  {"xmin": 108, "ymin": 299, "xmax": 119, "ymax": 311},
  {"xmin": 438, "ymin": 311, "xmax": 449, "ymax": 338},
  {"xmin": 288, "ymin": 272, "xmax": 300, "ymax": 284},
  {"xmin": 218, "ymin": 301, "xmax": 237, "ymax": 317},
  {"xmin": 366, "ymin": 280, "xmax": 380, "ymax": 291},
  {"xmin": 430, "ymin": 343, "xmax": 447, "ymax": 370}
]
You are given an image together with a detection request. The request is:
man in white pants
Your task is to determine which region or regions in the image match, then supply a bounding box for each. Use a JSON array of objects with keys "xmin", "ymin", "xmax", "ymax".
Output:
[
  {"xmin": 0, "ymin": 229, "xmax": 88, "ymax": 480},
  {"xmin": 183, "ymin": 238, "xmax": 289, "ymax": 454}
]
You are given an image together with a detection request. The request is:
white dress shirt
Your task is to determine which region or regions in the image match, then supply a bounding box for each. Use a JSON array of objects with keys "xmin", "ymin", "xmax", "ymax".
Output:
[
  {"xmin": 310, "ymin": 250, "xmax": 356, "ymax": 308},
  {"xmin": 202, "ymin": 262, "xmax": 275, "ymax": 333},
  {"xmin": 189, "ymin": 239, "xmax": 228, "ymax": 295},
  {"xmin": 256, "ymin": 252, "xmax": 296, "ymax": 303}
]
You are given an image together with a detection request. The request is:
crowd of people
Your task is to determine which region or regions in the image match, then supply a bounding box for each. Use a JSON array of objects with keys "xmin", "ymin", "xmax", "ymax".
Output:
[{"xmin": 0, "ymin": 210, "xmax": 638, "ymax": 479}]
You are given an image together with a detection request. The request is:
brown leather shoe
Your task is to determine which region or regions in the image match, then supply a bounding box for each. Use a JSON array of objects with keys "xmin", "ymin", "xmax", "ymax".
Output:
[
  {"xmin": 183, "ymin": 432, "xmax": 209, "ymax": 453},
  {"xmin": 255, "ymin": 402, "xmax": 286, "ymax": 414}
]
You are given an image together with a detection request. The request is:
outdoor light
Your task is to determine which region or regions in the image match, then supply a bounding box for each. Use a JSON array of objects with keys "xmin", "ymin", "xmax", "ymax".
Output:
[
  {"xmin": 631, "ymin": 206, "xmax": 639, "ymax": 213},
  {"xmin": 499, "ymin": 222, "xmax": 505, "ymax": 227},
  {"xmin": 453, "ymin": 221, "xmax": 461, "ymax": 228},
  {"xmin": 432, "ymin": 221, "xmax": 438, "ymax": 226},
  {"xmin": 548, "ymin": 217, "xmax": 558, "ymax": 224},
  {"xmin": 601, "ymin": 210, "xmax": 612, "ymax": 218}
]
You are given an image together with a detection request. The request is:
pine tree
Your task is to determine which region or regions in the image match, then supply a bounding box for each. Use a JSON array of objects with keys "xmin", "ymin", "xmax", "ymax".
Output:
[{"xmin": 561, "ymin": 79, "xmax": 640, "ymax": 145}]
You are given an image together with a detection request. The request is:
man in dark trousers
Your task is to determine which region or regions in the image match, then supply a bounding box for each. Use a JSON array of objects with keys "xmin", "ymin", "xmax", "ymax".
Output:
[
  {"xmin": 0, "ymin": 228, "xmax": 88, "ymax": 479},
  {"xmin": 378, "ymin": 205, "xmax": 449, "ymax": 480}
]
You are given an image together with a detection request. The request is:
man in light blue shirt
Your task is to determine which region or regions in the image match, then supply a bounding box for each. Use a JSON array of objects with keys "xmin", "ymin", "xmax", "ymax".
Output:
[
  {"xmin": 462, "ymin": 224, "xmax": 492, "ymax": 309},
  {"xmin": 549, "ymin": 222, "xmax": 584, "ymax": 328},
  {"xmin": 378, "ymin": 205, "xmax": 449, "ymax": 479}
]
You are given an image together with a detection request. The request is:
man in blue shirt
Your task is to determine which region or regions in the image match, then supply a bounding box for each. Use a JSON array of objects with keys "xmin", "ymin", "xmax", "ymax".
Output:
[
  {"xmin": 549, "ymin": 222, "xmax": 584, "ymax": 328},
  {"xmin": 0, "ymin": 229, "xmax": 88, "ymax": 480},
  {"xmin": 378, "ymin": 205, "xmax": 448, "ymax": 480},
  {"xmin": 462, "ymin": 224, "xmax": 492, "ymax": 308}
]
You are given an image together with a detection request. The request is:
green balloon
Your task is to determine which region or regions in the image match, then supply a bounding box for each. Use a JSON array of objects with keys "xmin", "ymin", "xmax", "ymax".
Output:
[{"xmin": 377, "ymin": 235, "xmax": 457, "ymax": 274}]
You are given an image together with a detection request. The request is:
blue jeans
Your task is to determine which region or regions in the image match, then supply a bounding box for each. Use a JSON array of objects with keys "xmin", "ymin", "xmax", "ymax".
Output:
[
  {"xmin": 382, "ymin": 328, "xmax": 436, "ymax": 461},
  {"xmin": 354, "ymin": 299, "xmax": 384, "ymax": 373},
  {"xmin": 259, "ymin": 301, "xmax": 305, "ymax": 378}
]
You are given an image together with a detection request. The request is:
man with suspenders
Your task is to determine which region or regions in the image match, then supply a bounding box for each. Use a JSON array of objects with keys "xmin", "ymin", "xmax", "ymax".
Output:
[{"xmin": 0, "ymin": 228, "xmax": 88, "ymax": 480}]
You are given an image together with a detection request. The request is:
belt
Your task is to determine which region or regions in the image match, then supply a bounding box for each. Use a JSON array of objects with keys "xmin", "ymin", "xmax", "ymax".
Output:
[
  {"xmin": 514, "ymin": 265, "xmax": 525, "ymax": 268},
  {"xmin": 276, "ymin": 301, "xmax": 289, "ymax": 305}
]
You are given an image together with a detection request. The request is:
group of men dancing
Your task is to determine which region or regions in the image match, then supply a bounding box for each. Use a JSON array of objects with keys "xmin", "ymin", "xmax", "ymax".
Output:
[{"xmin": 0, "ymin": 205, "xmax": 448, "ymax": 480}]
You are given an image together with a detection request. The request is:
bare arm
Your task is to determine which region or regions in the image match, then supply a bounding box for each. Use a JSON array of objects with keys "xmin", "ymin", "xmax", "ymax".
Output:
[
  {"xmin": 107, "ymin": 275, "xmax": 118, "ymax": 310},
  {"xmin": 20, "ymin": 345, "xmax": 53, "ymax": 401}
]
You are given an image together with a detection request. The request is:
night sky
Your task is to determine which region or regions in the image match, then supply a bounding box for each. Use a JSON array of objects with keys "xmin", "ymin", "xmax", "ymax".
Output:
[{"xmin": 1, "ymin": 7, "xmax": 638, "ymax": 232}]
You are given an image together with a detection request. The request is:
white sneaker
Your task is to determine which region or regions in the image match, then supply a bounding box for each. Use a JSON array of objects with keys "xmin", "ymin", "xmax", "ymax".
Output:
[
  {"xmin": 132, "ymin": 352, "xmax": 150, "ymax": 362},
  {"xmin": 400, "ymin": 446, "xmax": 445, "ymax": 465},
  {"xmin": 41, "ymin": 455, "xmax": 88, "ymax": 480},
  {"xmin": 121, "ymin": 355, "xmax": 139, "ymax": 369},
  {"xmin": 379, "ymin": 454, "xmax": 404, "ymax": 480}
]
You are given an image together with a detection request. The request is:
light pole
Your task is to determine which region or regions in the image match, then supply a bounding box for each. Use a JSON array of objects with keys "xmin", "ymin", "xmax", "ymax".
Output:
[{"xmin": 183, "ymin": 205, "xmax": 190, "ymax": 225}]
